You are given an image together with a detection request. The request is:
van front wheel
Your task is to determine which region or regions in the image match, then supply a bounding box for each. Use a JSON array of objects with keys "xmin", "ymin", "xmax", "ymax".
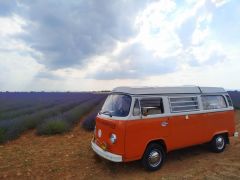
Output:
[
  {"xmin": 142, "ymin": 143, "xmax": 166, "ymax": 171},
  {"xmin": 210, "ymin": 134, "xmax": 226, "ymax": 153}
]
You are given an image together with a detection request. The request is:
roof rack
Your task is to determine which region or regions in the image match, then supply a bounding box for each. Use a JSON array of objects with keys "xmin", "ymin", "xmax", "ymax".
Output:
[{"xmin": 112, "ymin": 86, "xmax": 226, "ymax": 95}]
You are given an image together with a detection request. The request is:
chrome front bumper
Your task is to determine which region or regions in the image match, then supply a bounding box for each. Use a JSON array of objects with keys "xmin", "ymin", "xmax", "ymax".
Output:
[{"xmin": 91, "ymin": 140, "xmax": 122, "ymax": 162}]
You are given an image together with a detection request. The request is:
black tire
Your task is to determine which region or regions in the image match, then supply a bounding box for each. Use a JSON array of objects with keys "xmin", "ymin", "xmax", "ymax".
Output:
[
  {"xmin": 141, "ymin": 143, "xmax": 166, "ymax": 171},
  {"xmin": 210, "ymin": 134, "xmax": 226, "ymax": 153}
]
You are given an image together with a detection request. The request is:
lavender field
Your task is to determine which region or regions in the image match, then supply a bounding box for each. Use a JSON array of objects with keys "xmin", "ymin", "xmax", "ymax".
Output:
[{"xmin": 0, "ymin": 92, "xmax": 107, "ymax": 143}]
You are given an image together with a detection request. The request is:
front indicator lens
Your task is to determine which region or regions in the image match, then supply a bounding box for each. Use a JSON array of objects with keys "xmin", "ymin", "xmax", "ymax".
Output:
[{"xmin": 110, "ymin": 133, "xmax": 117, "ymax": 144}]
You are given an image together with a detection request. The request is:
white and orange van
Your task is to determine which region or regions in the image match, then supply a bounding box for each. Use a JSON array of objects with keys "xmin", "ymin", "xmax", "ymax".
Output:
[{"xmin": 91, "ymin": 86, "xmax": 238, "ymax": 170}]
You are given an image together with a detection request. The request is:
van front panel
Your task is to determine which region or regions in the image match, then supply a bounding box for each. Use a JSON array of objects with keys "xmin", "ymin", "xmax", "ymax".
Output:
[{"xmin": 94, "ymin": 116, "xmax": 126, "ymax": 157}]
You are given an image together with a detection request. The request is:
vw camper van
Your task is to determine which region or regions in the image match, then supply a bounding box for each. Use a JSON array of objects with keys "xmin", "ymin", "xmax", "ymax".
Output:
[{"xmin": 91, "ymin": 86, "xmax": 238, "ymax": 171}]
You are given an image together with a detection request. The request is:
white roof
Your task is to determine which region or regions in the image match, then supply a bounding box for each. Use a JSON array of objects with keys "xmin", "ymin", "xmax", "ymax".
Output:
[{"xmin": 112, "ymin": 86, "xmax": 226, "ymax": 95}]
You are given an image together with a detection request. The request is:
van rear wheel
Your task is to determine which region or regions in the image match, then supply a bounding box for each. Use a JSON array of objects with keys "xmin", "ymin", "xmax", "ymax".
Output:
[
  {"xmin": 210, "ymin": 134, "xmax": 226, "ymax": 153},
  {"xmin": 141, "ymin": 143, "xmax": 166, "ymax": 171}
]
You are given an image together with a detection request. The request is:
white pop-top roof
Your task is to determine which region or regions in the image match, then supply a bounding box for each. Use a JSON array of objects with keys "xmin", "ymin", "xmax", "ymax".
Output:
[{"xmin": 112, "ymin": 86, "xmax": 226, "ymax": 95}]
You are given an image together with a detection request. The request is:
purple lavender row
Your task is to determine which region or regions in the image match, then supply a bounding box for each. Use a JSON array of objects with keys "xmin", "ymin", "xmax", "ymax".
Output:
[
  {"xmin": 0, "ymin": 93, "xmax": 102, "ymax": 143},
  {"xmin": 81, "ymin": 99, "xmax": 106, "ymax": 131},
  {"xmin": 36, "ymin": 94, "xmax": 107, "ymax": 135},
  {"xmin": 0, "ymin": 92, "xmax": 94, "ymax": 113}
]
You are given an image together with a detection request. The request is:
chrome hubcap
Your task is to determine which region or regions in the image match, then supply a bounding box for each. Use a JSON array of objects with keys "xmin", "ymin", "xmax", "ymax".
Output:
[
  {"xmin": 216, "ymin": 137, "xmax": 224, "ymax": 150},
  {"xmin": 148, "ymin": 150, "xmax": 162, "ymax": 168}
]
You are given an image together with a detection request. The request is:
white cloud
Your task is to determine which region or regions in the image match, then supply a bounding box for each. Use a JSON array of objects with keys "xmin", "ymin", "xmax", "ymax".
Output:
[
  {"xmin": 211, "ymin": 0, "xmax": 230, "ymax": 7},
  {"xmin": 0, "ymin": 14, "xmax": 43, "ymax": 91},
  {"xmin": 135, "ymin": 0, "xmax": 182, "ymax": 57},
  {"xmin": 0, "ymin": 15, "xmax": 25, "ymax": 36},
  {"xmin": 0, "ymin": 52, "xmax": 43, "ymax": 91},
  {"xmin": 174, "ymin": 0, "xmax": 206, "ymax": 28},
  {"xmin": 0, "ymin": 15, "xmax": 30, "ymax": 52},
  {"xmin": 191, "ymin": 13, "xmax": 212, "ymax": 45},
  {"xmin": 145, "ymin": 57, "xmax": 240, "ymax": 90}
]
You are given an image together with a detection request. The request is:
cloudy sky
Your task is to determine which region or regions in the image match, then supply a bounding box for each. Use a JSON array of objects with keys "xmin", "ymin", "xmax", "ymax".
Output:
[{"xmin": 0, "ymin": 0, "xmax": 239, "ymax": 91}]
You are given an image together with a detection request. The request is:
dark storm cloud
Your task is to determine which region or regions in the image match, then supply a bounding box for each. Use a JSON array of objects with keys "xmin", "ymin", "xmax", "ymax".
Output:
[
  {"xmin": 16, "ymin": 0, "xmax": 151, "ymax": 69},
  {"xmin": 89, "ymin": 43, "xmax": 178, "ymax": 80},
  {"xmin": 1, "ymin": 0, "xmax": 229, "ymax": 82},
  {"xmin": 35, "ymin": 70, "xmax": 63, "ymax": 80}
]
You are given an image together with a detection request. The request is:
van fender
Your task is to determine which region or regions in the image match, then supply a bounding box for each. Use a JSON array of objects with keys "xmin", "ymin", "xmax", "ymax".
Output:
[
  {"xmin": 211, "ymin": 131, "xmax": 229, "ymax": 144},
  {"xmin": 142, "ymin": 138, "xmax": 168, "ymax": 158}
]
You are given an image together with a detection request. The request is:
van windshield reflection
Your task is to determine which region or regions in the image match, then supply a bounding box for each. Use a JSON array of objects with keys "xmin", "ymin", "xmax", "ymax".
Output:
[{"xmin": 100, "ymin": 94, "xmax": 132, "ymax": 117}]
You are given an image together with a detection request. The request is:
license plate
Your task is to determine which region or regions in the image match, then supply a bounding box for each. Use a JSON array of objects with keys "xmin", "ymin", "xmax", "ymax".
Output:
[{"xmin": 101, "ymin": 144, "xmax": 107, "ymax": 150}]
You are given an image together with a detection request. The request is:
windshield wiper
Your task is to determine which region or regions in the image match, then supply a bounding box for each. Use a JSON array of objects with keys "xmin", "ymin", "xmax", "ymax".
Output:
[{"xmin": 100, "ymin": 110, "xmax": 112, "ymax": 117}]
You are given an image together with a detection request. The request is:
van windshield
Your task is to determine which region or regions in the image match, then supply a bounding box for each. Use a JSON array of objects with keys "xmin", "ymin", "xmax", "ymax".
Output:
[{"xmin": 100, "ymin": 94, "xmax": 132, "ymax": 117}]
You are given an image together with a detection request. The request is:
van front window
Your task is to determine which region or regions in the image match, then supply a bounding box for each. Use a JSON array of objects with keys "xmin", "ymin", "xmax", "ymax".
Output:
[{"xmin": 100, "ymin": 94, "xmax": 132, "ymax": 117}]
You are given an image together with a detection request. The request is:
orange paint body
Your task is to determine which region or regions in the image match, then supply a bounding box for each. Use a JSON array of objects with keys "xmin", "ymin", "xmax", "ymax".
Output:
[{"xmin": 95, "ymin": 110, "xmax": 235, "ymax": 162}]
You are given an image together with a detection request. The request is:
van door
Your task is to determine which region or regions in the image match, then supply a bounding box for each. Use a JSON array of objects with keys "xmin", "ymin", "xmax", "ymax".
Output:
[
  {"xmin": 167, "ymin": 96, "xmax": 208, "ymax": 150},
  {"xmin": 140, "ymin": 97, "xmax": 170, "ymax": 137},
  {"xmin": 124, "ymin": 97, "xmax": 170, "ymax": 161}
]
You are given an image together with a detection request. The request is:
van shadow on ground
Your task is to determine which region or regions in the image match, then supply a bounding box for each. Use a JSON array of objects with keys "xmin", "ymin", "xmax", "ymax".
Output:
[{"xmin": 92, "ymin": 143, "xmax": 211, "ymax": 174}]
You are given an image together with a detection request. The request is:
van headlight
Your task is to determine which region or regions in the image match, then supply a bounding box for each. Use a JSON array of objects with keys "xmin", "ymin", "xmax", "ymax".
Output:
[
  {"xmin": 98, "ymin": 129, "xmax": 102, "ymax": 138},
  {"xmin": 110, "ymin": 133, "xmax": 117, "ymax": 144}
]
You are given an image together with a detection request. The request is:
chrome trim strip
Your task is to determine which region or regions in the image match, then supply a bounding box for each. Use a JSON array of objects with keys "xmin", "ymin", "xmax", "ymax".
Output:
[{"xmin": 140, "ymin": 108, "xmax": 234, "ymax": 120}]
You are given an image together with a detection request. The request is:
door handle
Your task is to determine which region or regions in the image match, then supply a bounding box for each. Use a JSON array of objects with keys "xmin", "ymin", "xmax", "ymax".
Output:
[{"xmin": 161, "ymin": 121, "xmax": 168, "ymax": 127}]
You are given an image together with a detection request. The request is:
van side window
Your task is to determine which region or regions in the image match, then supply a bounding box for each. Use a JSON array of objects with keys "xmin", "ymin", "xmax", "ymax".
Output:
[
  {"xmin": 133, "ymin": 99, "xmax": 140, "ymax": 116},
  {"xmin": 201, "ymin": 95, "xmax": 227, "ymax": 110},
  {"xmin": 169, "ymin": 96, "xmax": 199, "ymax": 113},
  {"xmin": 140, "ymin": 98, "xmax": 164, "ymax": 115},
  {"xmin": 225, "ymin": 95, "xmax": 233, "ymax": 107}
]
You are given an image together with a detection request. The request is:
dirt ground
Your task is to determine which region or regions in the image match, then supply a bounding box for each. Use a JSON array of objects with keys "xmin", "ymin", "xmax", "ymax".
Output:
[{"xmin": 0, "ymin": 112, "xmax": 240, "ymax": 180}]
